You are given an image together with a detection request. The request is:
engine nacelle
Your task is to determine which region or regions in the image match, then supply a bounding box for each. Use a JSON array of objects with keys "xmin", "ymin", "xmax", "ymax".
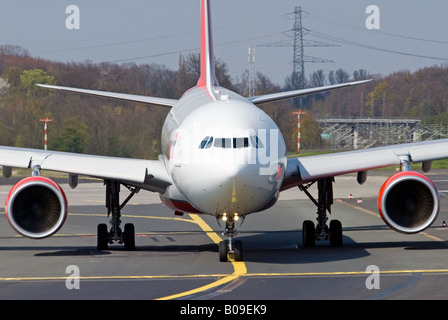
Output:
[
  {"xmin": 378, "ymin": 171, "xmax": 439, "ymax": 234},
  {"xmin": 5, "ymin": 176, "xmax": 68, "ymax": 239}
]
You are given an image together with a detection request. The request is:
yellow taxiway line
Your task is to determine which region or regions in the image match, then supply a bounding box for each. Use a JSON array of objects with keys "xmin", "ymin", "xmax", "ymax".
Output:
[
  {"xmin": 155, "ymin": 214, "xmax": 247, "ymax": 300},
  {"xmin": 2, "ymin": 207, "xmax": 448, "ymax": 299},
  {"xmin": 2, "ymin": 269, "xmax": 448, "ymax": 282}
]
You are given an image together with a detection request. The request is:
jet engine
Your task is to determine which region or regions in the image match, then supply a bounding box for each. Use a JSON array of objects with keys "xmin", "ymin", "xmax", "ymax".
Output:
[
  {"xmin": 5, "ymin": 176, "xmax": 68, "ymax": 239},
  {"xmin": 377, "ymin": 171, "xmax": 439, "ymax": 234}
]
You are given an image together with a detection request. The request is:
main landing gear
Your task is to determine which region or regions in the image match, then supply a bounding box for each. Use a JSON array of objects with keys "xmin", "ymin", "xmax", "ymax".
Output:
[
  {"xmin": 299, "ymin": 177, "xmax": 343, "ymax": 248},
  {"xmin": 97, "ymin": 180, "xmax": 139, "ymax": 251},
  {"xmin": 218, "ymin": 213, "xmax": 243, "ymax": 262}
]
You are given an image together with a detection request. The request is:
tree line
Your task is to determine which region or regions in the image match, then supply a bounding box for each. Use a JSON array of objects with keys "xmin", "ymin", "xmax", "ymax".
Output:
[
  {"xmin": 309, "ymin": 65, "xmax": 448, "ymax": 122},
  {"xmin": 0, "ymin": 45, "xmax": 447, "ymax": 156}
]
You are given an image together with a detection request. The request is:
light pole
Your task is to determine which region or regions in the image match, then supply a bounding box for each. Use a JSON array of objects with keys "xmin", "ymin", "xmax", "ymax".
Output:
[
  {"xmin": 39, "ymin": 117, "xmax": 53, "ymax": 150},
  {"xmin": 292, "ymin": 111, "xmax": 306, "ymax": 152}
]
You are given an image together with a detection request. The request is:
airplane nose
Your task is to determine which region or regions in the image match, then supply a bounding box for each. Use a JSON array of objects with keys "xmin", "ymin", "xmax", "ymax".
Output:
[{"xmin": 178, "ymin": 162, "xmax": 281, "ymax": 215}]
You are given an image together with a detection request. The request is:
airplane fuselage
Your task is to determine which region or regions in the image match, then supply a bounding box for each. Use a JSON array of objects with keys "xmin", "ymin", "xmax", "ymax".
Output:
[{"xmin": 160, "ymin": 86, "xmax": 287, "ymax": 218}]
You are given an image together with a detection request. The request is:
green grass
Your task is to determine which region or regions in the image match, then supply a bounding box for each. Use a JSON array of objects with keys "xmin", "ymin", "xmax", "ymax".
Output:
[{"xmin": 5, "ymin": 168, "xmax": 71, "ymax": 179}]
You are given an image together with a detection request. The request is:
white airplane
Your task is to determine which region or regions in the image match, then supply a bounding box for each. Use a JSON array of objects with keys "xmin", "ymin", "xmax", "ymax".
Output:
[{"xmin": 1, "ymin": 0, "xmax": 448, "ymax": 262}]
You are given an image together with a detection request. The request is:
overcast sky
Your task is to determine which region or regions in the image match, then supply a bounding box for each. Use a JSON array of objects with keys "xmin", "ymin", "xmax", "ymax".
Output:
[{"xmin": 1, "ymin": 1, "xmax": 447, "ymax": 86}]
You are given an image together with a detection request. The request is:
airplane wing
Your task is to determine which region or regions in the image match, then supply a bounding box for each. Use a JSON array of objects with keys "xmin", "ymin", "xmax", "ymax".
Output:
[
  {"xmin": 248, "ymin": 79, "xmax": 371, "ymax": 105},
  {"xmin": 0, "ymin": 146, "xmax": 172, "ymax": 193},
  {"xmin": 39, "ymin": 80, "xmax": 370, "ymax": 108},
  {"xmin": 281, "ymin": 138, "xmax": 448, "ymax": 190},
  {"xmin": 37, "ymin": 84, "xmax": 178, "ymax": 108}
]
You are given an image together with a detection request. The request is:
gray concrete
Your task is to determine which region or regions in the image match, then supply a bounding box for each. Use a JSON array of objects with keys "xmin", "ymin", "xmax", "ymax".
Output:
[{"xmin": 0, "ymin": 171, "xmax": 448, "ymax": 300}]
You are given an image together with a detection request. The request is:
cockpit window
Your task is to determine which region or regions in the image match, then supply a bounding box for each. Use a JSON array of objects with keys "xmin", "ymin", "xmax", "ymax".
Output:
[
  {"xmin": 199, "ymin": 136, "xmax": 213, "ymax": 149},
  {"xmin": 214, "ymin": 138, "xmax": 231, "ymax": 148},
  {"xmin": 233, "ymin": 137, "xmax": 249, "ymax": 148},
  {"xmin": 250, "ymin": 135, "xmax": 264, "ymax": 148},
  {"xmin": 199, "ymin": 136, "xmax": 263, "ymax": 149}
]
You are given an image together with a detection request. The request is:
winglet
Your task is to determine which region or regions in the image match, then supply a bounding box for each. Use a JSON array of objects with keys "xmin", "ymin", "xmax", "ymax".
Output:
[{"xmin": 196, "ymin": 0, "xmax": 219, "ymax": 90}]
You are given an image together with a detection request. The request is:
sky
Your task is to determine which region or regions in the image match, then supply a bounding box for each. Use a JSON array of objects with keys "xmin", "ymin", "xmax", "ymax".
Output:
[{"xmin": 0, "ymin": 0, "xmax": 447, "ymax": 87}]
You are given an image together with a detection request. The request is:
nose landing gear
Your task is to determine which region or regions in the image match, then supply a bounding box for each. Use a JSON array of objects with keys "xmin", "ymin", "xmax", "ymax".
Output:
[{"xmin": 218, "ymin": 213, "xmax": 243, "ymax": 262}]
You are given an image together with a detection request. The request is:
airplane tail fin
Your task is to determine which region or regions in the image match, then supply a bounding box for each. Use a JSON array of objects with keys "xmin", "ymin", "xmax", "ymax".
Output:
[{"xmin": 196, "ymin": 0, "xmax": 219, "ymax": 90}]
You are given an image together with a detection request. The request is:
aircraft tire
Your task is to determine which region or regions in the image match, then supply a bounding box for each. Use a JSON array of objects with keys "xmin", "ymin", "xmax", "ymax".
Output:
[
  {"xmin": 233, "ymin": 240, "xmax": 243, "ymax": 261},
  {"xmin": 302, "ymin": 220, "xmax": 315, "ymax": 247},
  {"xmin": 124, "ymin": 223, "xmax": 136, "ymax": 251},
  {"xmin": 97, "ymin": 223, "xmax": 109, "ymax": 250},
  {"xmin": 329, "ymin": 220, "xmax": 343, "ymax": 247},
  {"xmin": 218, "ymin": 240, "xmax": 228, "ymax": 262}
]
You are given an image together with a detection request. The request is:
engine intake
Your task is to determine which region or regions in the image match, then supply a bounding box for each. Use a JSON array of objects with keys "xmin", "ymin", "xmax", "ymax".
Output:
[
  {"xmin": 5, "ymin": 177, "xmax": 68, "ymax": 239},
  {"xmin": 378, "ymin": 171, "xmax": 439, "ymax": 234}
]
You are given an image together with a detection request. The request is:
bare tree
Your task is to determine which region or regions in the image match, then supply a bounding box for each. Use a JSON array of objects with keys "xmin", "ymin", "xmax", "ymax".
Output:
[
  {"xmin": 335, "ymin": 69, "xmax": 349, "ymax": 84},
  {"xmin": 310, "ymin": 70, "xmax": 326, "ymax": 87}
]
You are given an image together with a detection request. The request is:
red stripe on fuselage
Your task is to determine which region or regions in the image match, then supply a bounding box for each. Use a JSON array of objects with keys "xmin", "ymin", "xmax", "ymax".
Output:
[{"xmin": 161, "ymin": 196, "xmax": 204, "ymax": 214}]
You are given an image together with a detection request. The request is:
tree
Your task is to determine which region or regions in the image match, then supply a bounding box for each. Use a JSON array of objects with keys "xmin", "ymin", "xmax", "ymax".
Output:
[
  {"xmin": 2, "ymin": 66, "xmax": 23, "ymax": 93},
  {"xmin": 335, "ymin": 69, "xmax": 349, "ymax": 84},
  {"xmin": 0, "ymin": 77, "xmax": 10, "ymax": 96},
  {"xmin": 328, "ymin": 70, "xmax": 336, "ymax": 85},
  {"xmin": 310, "ymin": 70, "xmax": 325, "ymax": 87},
  {"xmin": 354, "ymin": 69, "xmax": 369, "ymax": 80},
  {"xmin": 284, "ymin": 71, "xmax": 304, "ymax": 91},
  {"xmin": 54, "ymin": 117, "xmax": 89, "ymax": 153},
  {"xmin": 0, "ymin": 45, "xmax": 30, "ymax": 57},
  {"xmin": 365, "ymin": 80, "xmax": 392, "ymax": 117},
  {"xmin": 176, "ymin": 53, "xmax": 235, "ymax": 93},
  {"xmin": 300, "ymin": 112, "xmax": 322, "ymax": 150},
  {"xmin": 20, "ymin": 69, "xmax": 56, "ymax": 97}
]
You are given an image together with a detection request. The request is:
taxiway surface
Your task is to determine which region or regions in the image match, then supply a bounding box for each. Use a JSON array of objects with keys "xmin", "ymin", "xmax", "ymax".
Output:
[{"xmin": 0, "ymin": 171, "xmax": 448, "ymax": 300}]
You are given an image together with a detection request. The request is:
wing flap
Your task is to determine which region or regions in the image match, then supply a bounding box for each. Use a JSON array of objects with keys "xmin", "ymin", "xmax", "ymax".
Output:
[
  {"xmin": 0, "ymin": 146, "xmax": 172, "ymax": 192},
  {"xmin": 0, "ymin": 146, "xmax": 46, "ymax": 168},
  {"xmin": 282, "ymin": 139, "xmax": 448, "ymax": 190},
  {"xmin": 407, "ymin": 139, "xmax": 448, "ymax": 162},
  {"xmin": 40, "ymin": 153, "xmax": 149, "ymax": 183},
  {"xmin": 282, "ymin": 149, "xmax": 400, "ymax": 190}
]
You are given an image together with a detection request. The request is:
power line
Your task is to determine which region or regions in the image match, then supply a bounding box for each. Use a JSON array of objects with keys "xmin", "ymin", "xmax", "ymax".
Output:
[
  {"xmin": 304, "ymin": 10, "xmax": 448, "ymax": 46},
  {"xmin": 109, "ymin": 32, "xmax": 283, "ymax": 64},
  {"xmin": 308, "ymin": 29, "xmax": 448, "ymax": 62},
  {"xmin": 32, "ymin": 30, "xmax": 199, "ymax": 56},
  {"xmin": 298, "ymin": 8, "xmax": 448, "ymax": 62}
]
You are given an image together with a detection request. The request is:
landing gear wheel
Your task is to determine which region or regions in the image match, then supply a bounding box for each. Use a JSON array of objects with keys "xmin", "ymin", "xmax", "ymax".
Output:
[
  {"xmin": 97, "ymin": 223, "xmax": 109, "ymax": 250},
  {"xmin": 302, "ymin": 220, "xmax": 316, "ymax": 247},
  {"xmin": 329, "ymin": 220, "xmax": 343, "ymax": 247},
  {"xmin": 123, "ymin": 223, "xmax": 136, "ymax": 251},
  {"xmin": 218, "ymin": 240, "xmax": 228, "ymax": 262},
  {"xmin": 233, "ymin": 240, "xmax": 243, "ymax": 261}
]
